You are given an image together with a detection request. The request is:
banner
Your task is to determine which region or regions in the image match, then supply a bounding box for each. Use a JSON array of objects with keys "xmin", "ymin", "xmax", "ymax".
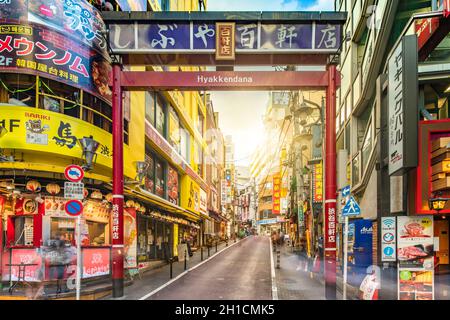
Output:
[
  {"xmin": 2, "ymin": 248, "xmax": 42, "ymax": 282},
  {"xmin": 82, "ymin": 247, "xmax": 110, "ymax": 279},
  {"xmin": 397, "ymin": 216, "xmax": 434, "ymax": 300},
  {"xmin": 312, "ymin": 162, "xmax": 323, "ymax": 203},
  {"xmin": 124, "ymin": 207, "xmax": 137, "ymax": 268},
  {"xmin": 168, "ymin": 166, "xmax": 179, "ymax": 205},
  {"xmin": 272, "ymin": 173, "xmax": 281, "ymax": 214}
]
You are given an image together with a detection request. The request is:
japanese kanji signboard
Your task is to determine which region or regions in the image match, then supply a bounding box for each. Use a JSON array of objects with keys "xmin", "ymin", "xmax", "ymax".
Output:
[
  {"xmin": 109, "ymin": 21, "xmax": 342, "ymax": 54},
  {"xmin": 272, "ymin": 173, "xmax": 281, "ymax": 215},
  {"xmin": 312, "ymin": 162, "xmax": 323, "ymax": 203},
  {"xmin": 0, "ymin": 0, "xmax": 111, "ymax": 102},
  {"xmin": 388, "ymin": 35, "xmax": 418, "ymax": 176},
  {"xmin": 216, "ymin": 22, "xmax": 235, "ymax": 60}
]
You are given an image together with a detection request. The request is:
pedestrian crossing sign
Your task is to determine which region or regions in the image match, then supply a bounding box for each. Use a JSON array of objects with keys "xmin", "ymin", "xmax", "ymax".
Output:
[{"xmin": 342, "ymin": 196, "xmax": 361, "ymax": 216}]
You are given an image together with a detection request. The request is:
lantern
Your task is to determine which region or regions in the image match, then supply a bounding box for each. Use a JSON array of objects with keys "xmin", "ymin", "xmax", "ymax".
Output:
[
  {"xmin": 133, "ymin": 201, "xmax": 141, "ymax": 210},
  {"xmin": 105, "ymin": 193, "xmax": 113, "ymax": 202},
  {"xmin": 125, "ymin": 200, "xmax": 135, "ymax": 208},
  {"xmin": 91, "ymin": 190, "xmax": 103, "ymax": 200},
  {"xmin": 26, "ymin": 180, "xmax": 41, "ymax": 193},
  {"xmin": 83, "ymin": 188, "xmax": 89, "ymax": 198},
  {"xmin": 46, "ymin": 183, "xmax": 61, "ymax": 196}
]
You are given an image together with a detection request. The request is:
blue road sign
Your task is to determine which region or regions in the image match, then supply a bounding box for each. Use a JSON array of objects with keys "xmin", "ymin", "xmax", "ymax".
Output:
[
  {"xmin": 342, "ymin": 196, "xmax": 361, "ymax": 217},
  {"xmin": 65, "ymin": 200, "xmax": 83, "ymax": 217},
  {"xmin": 342, "ymin": 185, "xmax": 351, "ymax": 198}
]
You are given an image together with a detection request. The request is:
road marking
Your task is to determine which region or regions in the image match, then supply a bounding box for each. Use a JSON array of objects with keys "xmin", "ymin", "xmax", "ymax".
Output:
[
  {"xmin": 138, "ymin": 237, "xmax": 249, "ymax": 300},
  {"xmin": 269, "ymin": 238, "xmax": 278, "ymax": 301}
]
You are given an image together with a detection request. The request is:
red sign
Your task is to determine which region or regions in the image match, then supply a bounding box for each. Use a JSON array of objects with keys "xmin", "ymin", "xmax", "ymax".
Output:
[
  {"xmin": 2, "ymin": 249, "xmax": 42, "ymax": 282},
  {"xmin": 272, "ymin": 173, "xmax": 281, "ymax": 215},
  {"xmin": 415, "ymin": 17, "xmax": 440, "ymax": 51},
  {"xmin": 82, "ymin": 248, "xmax": 111, "ymax": 279},
  {"xmin": 64, "ymin": 165, "xmax": 84, "ymax": 182},
  {"xmin": 120, "ymin": 71, "xmax": 333, "ymax": 91},
  {"xmin": 65, "ymin": 199, "xmax": 83, "ymax": 217}
]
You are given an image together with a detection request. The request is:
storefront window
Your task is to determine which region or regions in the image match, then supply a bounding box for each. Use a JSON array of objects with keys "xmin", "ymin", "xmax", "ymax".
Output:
[
  {"xmin": 156, "ymin": 94, "xmax": 166, "ymax": 136},
  {"xmin": 168, "ymin": 106, "xmax": 181, "ymax": 153},
  {"xmin": 144, "ymin": 155, "xmax": 155, "ymax": 193},
  {"xmin": 145, "ymin": 91, "xmax": 155, "ymax": 126},
  {"xmin": 155, "ymin": 158, "xmax": 165, "ymax": 198},
  {"xmin": 180, "ymin": 126, "xmax": 190, "ymax": 162}
]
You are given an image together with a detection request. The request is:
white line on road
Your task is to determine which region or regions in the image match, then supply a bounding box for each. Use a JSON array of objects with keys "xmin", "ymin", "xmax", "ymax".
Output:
[
  {"xmin": 138, "ymin": 237, "xmax": 249, "ymax": 300},
  {"xmin": 269, "ymin": 238, "xmax": 278, "ymax": 301}
]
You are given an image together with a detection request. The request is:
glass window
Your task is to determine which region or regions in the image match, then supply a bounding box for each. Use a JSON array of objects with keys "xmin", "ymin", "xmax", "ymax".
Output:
[
  {"xmin": 156, "ymin": 95, "xmax": 166, "ymax": 136},
  {"xmin": 197, "ymin": 108, "xmax": 204, "ymax": 136},
  {"xmin": 144, "ymin": 155, "xmax": 155, "ymax": 193},
  {"xmin": 361, "ymin": 119, "xmax": 373, "ymax": 172},
  {"xmin": 145, "ymin": 91, "xmax": 155, "ymax": 126},
  {"xmin": 196, "ymin": 141, "xmax": 203, "ymax": 177},
  {"xmin": 155, "ymin": 158, "xmax": 165, "ymax": 198},
  {"xmin": 168, "ymin": 106, "xmax": 181, "ymax": 153},
  {"xmin": 180, "ymin": 126, "xmax": 189, "ymax": 161}
]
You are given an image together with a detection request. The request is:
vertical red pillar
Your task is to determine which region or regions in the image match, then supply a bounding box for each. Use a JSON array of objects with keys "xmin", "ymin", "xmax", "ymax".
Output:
[
  {"xmin": 112, "ymin": 63, "xmax": 124, "ymax": 297},
  {"xmin": 324, "ymin": 64, "xmax": 337, "ymax": 300}
]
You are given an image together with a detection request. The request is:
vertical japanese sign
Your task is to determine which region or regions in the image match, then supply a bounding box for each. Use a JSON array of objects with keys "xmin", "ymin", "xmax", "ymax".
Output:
[
  {"xmin": 388, "ymin": 35, "xmax": 418, "ymax": 176},
  {"xmin": 272, "ymin": 173, "xmax": 281, "ymax": 215},
  {"xmin": 216, "ymin": 22, "xmax": 235, "ymax": 60},
  {"xmin": 312, "ymin": 162, "xmax": 323, "ymax": 203},
  {"xmin": 397, "ymin": 216, "xmax": 434, "ymax": 300}
]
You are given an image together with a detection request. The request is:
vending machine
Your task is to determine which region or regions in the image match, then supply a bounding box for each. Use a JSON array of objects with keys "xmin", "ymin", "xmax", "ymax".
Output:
[{"xmin": 347, "ymin": 219, "xmax": 373, "ymax": 287}]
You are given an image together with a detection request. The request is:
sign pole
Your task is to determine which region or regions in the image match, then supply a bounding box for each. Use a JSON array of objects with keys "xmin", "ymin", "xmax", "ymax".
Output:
[
  {"xmin": 76, "ymin": 215, "xmax": 81, "ymax": 300},
  {"xmin": 343, "ymin": 215, "xmax": 348, "ymax": 300},
  {"xmin": 112, "ymin": 62, "xmax": 124, "ymax": 298},
  {"xmin": 324, "ymin": 64, "xmax": 337, "ymax": 300}
]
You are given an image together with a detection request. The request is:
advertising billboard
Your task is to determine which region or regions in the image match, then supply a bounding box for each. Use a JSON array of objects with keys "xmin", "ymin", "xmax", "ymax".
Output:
[{"xmin": 0, "ymin": 0, "xmax": 111, "ymax": 102}]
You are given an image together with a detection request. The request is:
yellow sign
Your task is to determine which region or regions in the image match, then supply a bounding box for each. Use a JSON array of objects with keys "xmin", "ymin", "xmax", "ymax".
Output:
[
  {"xmin": 181, "ymin": 176, "xmax": 200, "ymax": 214},
  {"xmin": 0, "ymin": 106, "xmax": 112, "ymax": 168}
]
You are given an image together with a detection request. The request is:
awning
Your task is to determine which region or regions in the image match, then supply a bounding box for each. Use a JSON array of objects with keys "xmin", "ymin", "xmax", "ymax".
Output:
[{"xmin": 123, "ymin": 186, "xmax": 201, "ymax": 223}]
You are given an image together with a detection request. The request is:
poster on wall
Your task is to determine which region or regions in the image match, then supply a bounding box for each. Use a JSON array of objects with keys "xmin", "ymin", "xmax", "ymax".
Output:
[
  {"xmin": 397, "ymin": 216, "xmax": 434, "ymax": 300},
  {"xmin": 167, "ymin": 166, "xmax": 179, "ymax": 205},
  {"xmin": 82, "ymin": 247, "xmax": 110, "ymax": 279},
  {"xmin": 2, "ymin": 249, "xmax": 42, "ymax": 282},
  {"xmin": 124, "ymin": 207, "xmax": 137, "ymax": 268}
]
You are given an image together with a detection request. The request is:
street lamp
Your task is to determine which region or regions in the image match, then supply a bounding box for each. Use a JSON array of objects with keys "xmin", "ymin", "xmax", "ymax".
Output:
[
  {"xmin": 429, "ymin": 193, "xmax": 450, "ymax": 213},
  {"xmin": 78, "ymin": 135, "xmax": 100, "ymax": 171}
]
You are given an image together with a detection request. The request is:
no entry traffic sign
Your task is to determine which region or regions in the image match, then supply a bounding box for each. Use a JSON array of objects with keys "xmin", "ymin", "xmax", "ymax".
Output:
[
  {"xmin": 65, "ymin": 199, "xmax": 83, "ymax": 217},
  {"xmin": 65, "ymin": 165, "xmax": 84, "ymax": 183}
]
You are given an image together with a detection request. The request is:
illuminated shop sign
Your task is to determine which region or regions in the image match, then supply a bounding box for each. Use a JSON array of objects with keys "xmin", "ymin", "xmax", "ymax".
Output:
[{"xmin": 0, "ymin": 0, "xmax": 111, "ymax": 102}]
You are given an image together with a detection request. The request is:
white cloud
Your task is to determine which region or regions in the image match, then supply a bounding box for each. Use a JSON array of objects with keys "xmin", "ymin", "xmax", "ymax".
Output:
[
  {"xmin": 208, "ymin": 0, "xmax": 298, "ymax": 11},
  {"xmin": 208, "ymin": 0, "xmax": 334, "ymax": 11},
  {"xmin": 300, "ymin": 0, "xmax": 334, "ymax": 11}
]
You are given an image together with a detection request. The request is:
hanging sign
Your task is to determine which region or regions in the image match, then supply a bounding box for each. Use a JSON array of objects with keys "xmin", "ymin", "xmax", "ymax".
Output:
[{"xmin": 216, "ymin": 22, "xmax": 236, "ymax": 60}]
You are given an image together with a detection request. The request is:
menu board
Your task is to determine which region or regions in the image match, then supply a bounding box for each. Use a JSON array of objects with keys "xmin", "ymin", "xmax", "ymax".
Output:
[
  {"xmin": 44, "ymin": 196, "xmax": 68, "ymax": 218},
  {"xmin": 397, "ymin": 216, "xmax": 434, "ymax": 300}
]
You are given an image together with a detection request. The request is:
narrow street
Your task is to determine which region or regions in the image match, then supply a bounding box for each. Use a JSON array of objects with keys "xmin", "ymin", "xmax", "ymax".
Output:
[{"xmin": 146, "ymin": 236, "xmax": 272, "ymax": 300}]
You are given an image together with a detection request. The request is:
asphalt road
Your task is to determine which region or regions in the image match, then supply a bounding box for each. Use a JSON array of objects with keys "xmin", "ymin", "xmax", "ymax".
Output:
[{"xmin": 146, "ymin": 236, "xmax": 272, "ymax": 300}]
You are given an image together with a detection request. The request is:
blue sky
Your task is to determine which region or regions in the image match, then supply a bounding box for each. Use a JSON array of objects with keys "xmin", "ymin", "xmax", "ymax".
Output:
[{"xmin": 208, "ymin": 0, "xmax": 335, "ymax": 11}]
